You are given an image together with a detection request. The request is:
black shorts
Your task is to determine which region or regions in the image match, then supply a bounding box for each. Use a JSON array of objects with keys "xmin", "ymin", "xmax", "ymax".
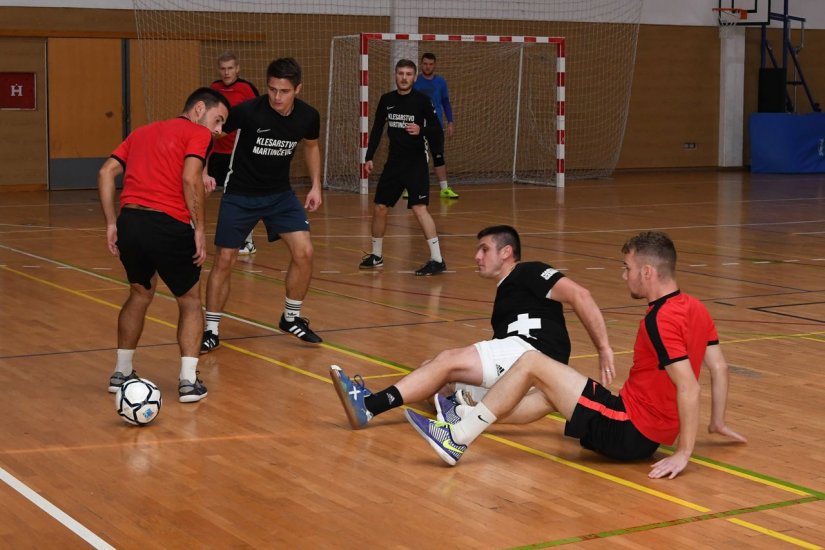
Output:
[
  {"xmin": 424, "ymin": 135, "xmax": 445, "ymax": 168},
  {"xmin": 116, "ymin": 208, "xmax": 200, "ymax": 297},
  {"xmin": 207, "ymin": 153, "xmax": 231, "ymax": 188},
  {"xmin": 214, "ymin": 191, "xmax": 309, "ymax": 249},
  {"xmin": 374, "ymin": 156, "xmax": 430, "ymax": 208},
  {"xmin": 564, "ymin": 379, "xmax": 660, "ymax": 461}
]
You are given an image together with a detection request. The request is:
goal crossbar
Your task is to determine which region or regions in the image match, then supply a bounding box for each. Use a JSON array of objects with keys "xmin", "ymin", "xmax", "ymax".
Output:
[{"xmin": 338, "ymin": 32, "xmax": 566, "ymax": 194}]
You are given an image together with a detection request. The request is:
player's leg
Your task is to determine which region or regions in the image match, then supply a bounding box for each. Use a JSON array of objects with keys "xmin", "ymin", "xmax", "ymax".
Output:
[
  {"xmin": 264, "ymin": 191, "xmax": 322, "ymax": 343},
  {"xmin": 202, "ymin": 194, "xmax": 255, "ymax": 353},
  {"xmin": 329, "ymin": 343, "xmax": 483, "ymax": 430},
  {"xmin": 406, "ymin": 161, "xmax": 446, "ymax": 276},
  {"xmin": 174, "ymin": 282, "xmax": 208, "ymax": 402},
  {"xmin": 405, "ymin": 351, "xmax": 588, "ymax": 465},
  {"xmin": 110, "ymin": 279, "xmax": 156, "ymax": 391},
  {"xmin": 151, "ymin": 211, "xmax": 209, "ymax": 402},
  {"xmin": 108, "ymin": 208, "xmax": 158, "ymax": 392},
  {"xmin": 452, "ymin": 351, "xmax": 587, "ymax": 444},
  {"xmin": 362, "ymin": 172, "xmax": 402, "ymax": 269}
]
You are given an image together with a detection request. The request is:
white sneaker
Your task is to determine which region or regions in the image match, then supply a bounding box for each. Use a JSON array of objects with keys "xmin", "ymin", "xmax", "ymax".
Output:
[{"xmin": 238, "ymin": 241, "xmax": 256, "ymax": 255}]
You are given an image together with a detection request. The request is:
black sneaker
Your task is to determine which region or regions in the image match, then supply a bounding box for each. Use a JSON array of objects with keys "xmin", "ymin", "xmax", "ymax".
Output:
[
  {"xmin": 359, "ymin": 253, "xmax": 384, "ymax": 269},
  {"xmin": 415, "ymin": 259, "xmax": 447, "ymax": 276},
  {"xmin": 200, "ymin": 330, "xmax": 220, "ymax": 354},
  {"xmin": 108, "ymin": 370, "xmax": 139, "ymax": 393},
  {"xmin": 178, "ymin": 376, "xmax": 208, "ymax": 403},
  {"xmin": 279, "ymin": 314, "xmax": 323, "ymax": 343}
]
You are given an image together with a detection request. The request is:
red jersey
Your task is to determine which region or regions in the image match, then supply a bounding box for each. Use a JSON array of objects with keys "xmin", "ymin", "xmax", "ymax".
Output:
[
  {"xmin": 620, "ymin": 291, "xmax": 718, "ymax": 445},
  {"xmin": 111, "ymin": 117, "xmax": 213, "ymax": 224},
  {"xmin": 210, "ymin": 78, "xmax": 259, "ymax": 154}
]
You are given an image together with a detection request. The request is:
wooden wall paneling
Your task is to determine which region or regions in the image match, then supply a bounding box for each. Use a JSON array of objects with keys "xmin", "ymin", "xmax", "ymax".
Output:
[
  {"xmin": 0, "ymin": 38, "xmax": 47, "ymax": 189},
  {"xmin": 619, "ymin": 25, "xmax": 721, "ymax": 169}
]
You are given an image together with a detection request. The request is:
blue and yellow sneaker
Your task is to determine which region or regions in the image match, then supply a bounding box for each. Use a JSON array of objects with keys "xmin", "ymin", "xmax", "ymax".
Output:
[
  {"xmin": 405, "ymin": 409, "xmax": 466, "ymax": 466},
  {"xmin": 330, "ymin": 365, "xmax": 373, "ymax": 429}
]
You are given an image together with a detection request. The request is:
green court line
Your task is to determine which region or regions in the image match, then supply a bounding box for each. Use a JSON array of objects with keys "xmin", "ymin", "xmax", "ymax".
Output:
[{"xmin": 508, "ymin": 496, "xmax": 822, "ymax": 549}]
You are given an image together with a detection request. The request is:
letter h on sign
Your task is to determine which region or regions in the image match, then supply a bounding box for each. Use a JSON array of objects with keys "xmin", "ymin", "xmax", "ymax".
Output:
[{"xmin": 0, "ymin": 73, "xmax": 36, "ymax": 110}]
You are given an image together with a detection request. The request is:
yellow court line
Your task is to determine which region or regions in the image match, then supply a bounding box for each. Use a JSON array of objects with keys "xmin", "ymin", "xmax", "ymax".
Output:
[
  {"xmin": 3, "ymin": 263, "xmax": 821, "ymax": 548},
  {"xmin": 726, "ymin": 518, "xmax": 822, "ymax": 550},
  {"xmin": 1, "ymin": 266, "xmax": 176, "ymax": 329}
]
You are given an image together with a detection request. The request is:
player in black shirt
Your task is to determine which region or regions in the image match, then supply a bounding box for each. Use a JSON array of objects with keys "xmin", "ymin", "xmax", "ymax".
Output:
[
  {"xmin": 331, "ymin": 225, "xmax": 616, "ymax": 429},
  {"xmin": 201, "ymin": 58, "xmax": 323, "ymax": 352},
  {"xmin": 358, "ymin": 59, "xmax": 448, "ymax": 276}
]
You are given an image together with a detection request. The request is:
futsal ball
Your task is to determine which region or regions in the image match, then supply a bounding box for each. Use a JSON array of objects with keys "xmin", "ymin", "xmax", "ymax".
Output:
[{"xmin": 115, "ymin": 378, "xmax": 162, "ymax": 426}]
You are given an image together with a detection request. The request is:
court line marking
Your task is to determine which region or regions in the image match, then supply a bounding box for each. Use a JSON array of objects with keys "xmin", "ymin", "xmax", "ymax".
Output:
[
  {"xmin": 509, "ymin": 496, "xmax": 822, "ymax": 549},
  {"xmin": 2, "ymin": 253, "xmax": 824, "ymax": 547},
  {"xmin": 0, "ymin": 465, "xmax": 115, "ymax": 550}
]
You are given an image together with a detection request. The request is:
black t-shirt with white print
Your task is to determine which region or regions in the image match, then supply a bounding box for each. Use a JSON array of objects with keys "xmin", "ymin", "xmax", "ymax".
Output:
[
  {"xmin": 491, "ymin": 261, "xmax": 571, "ymax": 363},
  {"xmin": 222, "ymin": 96, "xmax": 320, "ymax": 195}
]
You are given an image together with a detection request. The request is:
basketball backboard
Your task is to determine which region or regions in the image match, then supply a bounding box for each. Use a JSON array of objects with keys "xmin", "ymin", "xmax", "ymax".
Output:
[{"xmin": 718, "ymin": 0, "xmax": 770, "ymax": 25}]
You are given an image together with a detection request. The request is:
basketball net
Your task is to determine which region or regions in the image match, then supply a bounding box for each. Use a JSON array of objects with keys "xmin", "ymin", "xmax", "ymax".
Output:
[{"xmin": 716, "ymin": 8, "xmax": 743, "ymax": 39}]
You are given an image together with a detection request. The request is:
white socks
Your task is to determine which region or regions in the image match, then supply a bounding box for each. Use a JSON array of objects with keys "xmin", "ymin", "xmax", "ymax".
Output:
[
  {"xmin": 451, "ymin": 402, "xmax": 497, "ymax": 446},
  {"xmin": 439, "ymin": 180, "xmax": 449, "ymax": 190},
  {"xmin": 427, "ymin": 237, "xmax": 443, "ymax": 263},
  {"xmin": 180, "ymin": 356, "xmax": 198, "ymax": 382},
  {"xmin": 115, "ymin": 349, "xmax": 135, "ymax": 375},
  {"xmin": 372, "ymin": 237, "xmax": 383, "ymax": 258}
]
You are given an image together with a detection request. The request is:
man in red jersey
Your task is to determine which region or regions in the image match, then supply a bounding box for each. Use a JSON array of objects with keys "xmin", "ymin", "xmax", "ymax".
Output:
[
  {"xmin": 98, "ymin": 87, "xmax": 229, "ymax": 404},
  {"xmin": 208, "ymin": 51, "xmax": 260, "ymax": 255},
  {"xmin": 406, "ymin": 231, "xmax": 747, "ymax": 477}
]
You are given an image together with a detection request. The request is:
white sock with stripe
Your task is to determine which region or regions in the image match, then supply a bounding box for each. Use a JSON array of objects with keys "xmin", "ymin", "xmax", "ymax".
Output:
[{"xmin": 284, "ymin": 298, "xmax": 302, "ymax": 323}]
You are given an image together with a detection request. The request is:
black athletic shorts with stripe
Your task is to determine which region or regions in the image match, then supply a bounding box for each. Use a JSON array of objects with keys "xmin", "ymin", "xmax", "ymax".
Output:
[
  {"xmin": 116, "ymin": 207, "xmax": 200, "ymax": 297},
  {"xmin": 564, "ymin": 378, "xmax": 660, "ymax": 461}
]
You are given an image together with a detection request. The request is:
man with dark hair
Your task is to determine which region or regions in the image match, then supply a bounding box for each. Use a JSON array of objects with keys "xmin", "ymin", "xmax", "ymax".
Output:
[
  {"xmin": 406, "ymin": 231, "xmax": 747, "ymax": 478},
  {"xmin": 413, "ymin": 52, "xmax": 458, "ymax": 199},
  {"xmin": 359, "ymin": 59, "xmax": 447, "ymax": 275},
  {"xmin": 99, "ymin": 87, "xmax": 230, "ymax": 403},
  {"xmin": 202, "ymin": 57, "xmax": 323, "ymax": 353},
  {"xmin": 208, "ymin": 51, "xmax": 260, "ymax": 255},
  {"xmin": 332, "ymin": 225, "xmax": 614, "ymax": 429}
]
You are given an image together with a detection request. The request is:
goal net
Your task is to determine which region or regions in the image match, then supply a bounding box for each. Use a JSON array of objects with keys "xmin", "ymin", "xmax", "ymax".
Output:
[
  {"xmin": 325, "ymin": 34, "xmax": 564, "ymax": 193},
  {"xmin": 132, "ymin": 0, "xmax": 642, "ymax": 190}
]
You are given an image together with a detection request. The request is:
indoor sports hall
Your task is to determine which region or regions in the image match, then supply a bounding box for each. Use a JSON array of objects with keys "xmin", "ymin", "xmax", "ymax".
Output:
[{"xmin": 1, "ymin": 1, "xmax": 824, "ymax": 547}]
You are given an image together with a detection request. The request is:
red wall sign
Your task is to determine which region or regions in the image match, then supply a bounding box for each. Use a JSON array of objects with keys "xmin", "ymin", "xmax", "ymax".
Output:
[{"xmin": 0, "ymin": 72, "xmax": 37, "ymax": 110}]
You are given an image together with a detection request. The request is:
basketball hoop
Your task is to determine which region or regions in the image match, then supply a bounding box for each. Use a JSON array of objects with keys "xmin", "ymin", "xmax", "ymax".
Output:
[{"xmin": 713, "ymin": 7, "xmax": 747, "ymax": 38}]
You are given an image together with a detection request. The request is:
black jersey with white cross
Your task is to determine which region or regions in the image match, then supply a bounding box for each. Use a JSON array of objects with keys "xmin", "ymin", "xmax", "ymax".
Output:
[
  {"xmin": 491, "ymin": 261, "xmax": 571, "ymax": 363},
  {"xmin": 222, "ymin": 96, "xmax": 320, "ymax": 196}
]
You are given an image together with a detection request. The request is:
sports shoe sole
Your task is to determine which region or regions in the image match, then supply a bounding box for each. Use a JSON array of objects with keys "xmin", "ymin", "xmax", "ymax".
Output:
[
  {"xmin": 179, "ymin": 392, "xmax": 208, "ymax": 403},
  {"xmin": 199, "ymin": 343, "xmax": 220, "ymax": 355},
  {"xmin": 404, "ymin": 409, "xmax": 459, "ymax": 466},
  {"xmin": 329, "ymin": 365, "xmax": 365, "ymax": 429}
]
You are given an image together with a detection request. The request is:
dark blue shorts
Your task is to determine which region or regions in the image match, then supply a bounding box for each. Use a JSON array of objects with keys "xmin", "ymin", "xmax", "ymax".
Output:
[
  {"xmin": 116, "ymin": 208, "xmax": 200, "ymax": 297},
  {"xmin": 214, "ymin": 191, "xmax": 309, "ymax": 249},
  {"xmin": 564, "ymin": 378, "xmax": 660, "ymax": 461}
]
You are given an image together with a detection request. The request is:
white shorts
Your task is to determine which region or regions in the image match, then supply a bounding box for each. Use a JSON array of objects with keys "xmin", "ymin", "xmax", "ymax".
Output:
[{"xmin": 456, "ymin": 336, "xmax": 536, "ymax": 403}]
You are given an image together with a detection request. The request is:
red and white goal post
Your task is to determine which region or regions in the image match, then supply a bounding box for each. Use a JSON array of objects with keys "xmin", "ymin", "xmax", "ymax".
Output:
[{"xmin": 324, "ymin": 32, "xmax": 566, "ymax": 194}]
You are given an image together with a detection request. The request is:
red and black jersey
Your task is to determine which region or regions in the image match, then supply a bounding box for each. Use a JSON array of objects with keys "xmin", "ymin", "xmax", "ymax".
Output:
[
  {"xmin": 210, "ymin": 78, "xmax": 259, "ymax": 154},
  {"xmin": 111, "ymin": 117, "xmax": 213, "ymax": 224},
  {"xmin": 620, "ymin": 290, "xmax": 719, "ymax": 445},
  {"xmin": 491, "ymin": 262, "xmax": 570, "ymax": 363}
]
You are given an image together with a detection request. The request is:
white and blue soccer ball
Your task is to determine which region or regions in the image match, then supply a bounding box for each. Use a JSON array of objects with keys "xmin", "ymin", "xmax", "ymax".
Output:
[{"xmin": 115, "ymin": 378, "xmax": 162, "ymax": 426}]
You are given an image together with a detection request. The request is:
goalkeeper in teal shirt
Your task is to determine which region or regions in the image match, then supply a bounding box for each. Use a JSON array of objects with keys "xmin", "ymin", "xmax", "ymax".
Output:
[{"xmin": 413, "ymin": 52, "xmax": 459, "ymax": 199}]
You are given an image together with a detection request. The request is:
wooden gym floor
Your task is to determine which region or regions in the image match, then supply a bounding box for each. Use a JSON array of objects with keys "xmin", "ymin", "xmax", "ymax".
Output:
[{"xmin": 1, "ymin": 171, "xmax": 824, "ymax": 549}]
